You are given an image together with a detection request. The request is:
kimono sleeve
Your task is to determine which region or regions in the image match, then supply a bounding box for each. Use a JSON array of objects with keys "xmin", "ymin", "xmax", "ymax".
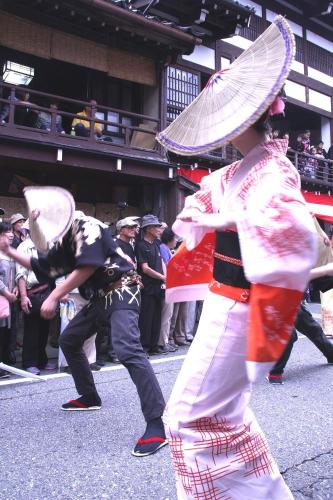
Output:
[{"xmin": 173, "ymin": 170, "xmax": 219, "ymax": 250}]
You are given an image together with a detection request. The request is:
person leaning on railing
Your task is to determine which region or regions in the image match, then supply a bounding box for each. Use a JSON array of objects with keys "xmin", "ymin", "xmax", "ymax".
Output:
[
  {"xmin": 0, "ymin": 93, "xmax": 18, "ymax": 124},
  {"xmin": 71, "ymin": 99, "xmax": 103, "ymax": 138},
  {"xmin": 36, "ymin": 103, "xmax": 64, "ymax": 134}
]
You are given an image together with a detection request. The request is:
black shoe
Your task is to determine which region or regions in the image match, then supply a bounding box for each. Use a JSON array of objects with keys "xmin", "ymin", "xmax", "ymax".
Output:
[
  {"xmin": 151, "ymin": 346, "xmax": 169, "ymax": 355},
  {"xmin": 90, "ymin": 363, "xmax": 101, "ymax": 371},
  {"xmin": 107, "ymin": 355, "xmax": 120, "ymax": 364},
  {"xmin": 61, "ymin": 394, "xmax": 102, "ymax": 411},
  {"xmin": 175, "ymin": 340, "xmax": 190, "ymax": 347},
  {"xmin": 165, "ymin": 344, "xmax": 177, "ymax": 353},
  {"xmin": 96, "ymin": 359, "xmax": 105, "ymax": 367}
]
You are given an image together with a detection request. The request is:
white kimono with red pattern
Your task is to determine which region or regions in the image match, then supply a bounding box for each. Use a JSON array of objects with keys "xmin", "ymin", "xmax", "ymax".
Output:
[{"xmin": 164, "ymin": 139, "xmax": 317, "ymax": 500}]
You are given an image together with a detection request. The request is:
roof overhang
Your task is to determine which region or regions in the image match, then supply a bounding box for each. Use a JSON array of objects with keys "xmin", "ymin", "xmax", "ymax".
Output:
[{"xmin": 0, "ymin": 0, "xmax": 253, "ymax": 57}]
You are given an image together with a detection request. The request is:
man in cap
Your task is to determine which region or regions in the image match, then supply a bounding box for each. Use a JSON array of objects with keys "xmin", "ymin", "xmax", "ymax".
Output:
[
  {"xmin": 116, "ymin": 216, "xmax": 139, "ymax": 251},
  {"xmin": 105, "ymin": 216, "xmax": 139, "ymax": 363},
  {"xmin": 136, "ymin": 214, "xmax": 165, "ymax": 354},
  {"xmin": 0, "ymin": 196, "xmax": 166, "ymax": 457},
  {"xmin": 10, "ymin": 213, "xmax": 26, "ymax": 249}
]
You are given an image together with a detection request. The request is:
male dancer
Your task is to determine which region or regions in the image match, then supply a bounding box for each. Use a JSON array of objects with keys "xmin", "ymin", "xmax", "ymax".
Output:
[
  {"xmin": 0, "ymin": 201, "xmax": 166, "ymax": 457},
  {"xmin": 157, "ymin": 16, "xmax": 317, "ymax": 499}
]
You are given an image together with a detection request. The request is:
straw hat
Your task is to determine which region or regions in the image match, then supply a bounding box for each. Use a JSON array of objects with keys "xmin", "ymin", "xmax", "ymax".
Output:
[
  {"xmin": 24, "ymin": 186, "xmax": 75, "ymax": 251},
  {"xmin": 157, "ymin": 16, "xmax": 295, "ymax": 155}
]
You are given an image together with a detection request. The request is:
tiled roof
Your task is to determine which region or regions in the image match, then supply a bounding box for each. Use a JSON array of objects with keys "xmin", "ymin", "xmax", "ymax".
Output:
[{"xmin": 107, "ymin": 0, "xmax": 254, "ymax": 40}]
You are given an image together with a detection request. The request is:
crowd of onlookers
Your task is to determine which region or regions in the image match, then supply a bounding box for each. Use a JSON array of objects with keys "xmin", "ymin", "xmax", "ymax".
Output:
[
  {"xmin": 272, "ymin": 128, "xmax": 333, "ymax": 180},
  {"xmin": 0, "ymin": 211, "xmax": 201, "ymax": 379},
  {"xmin": 0, "ymin": 90, "xmax": 109, "ymax": 140}
]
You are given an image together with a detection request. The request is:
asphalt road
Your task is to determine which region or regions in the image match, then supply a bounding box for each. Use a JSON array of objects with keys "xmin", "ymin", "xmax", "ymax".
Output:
[{"xmin": 0, "ymin": 304, "xmax": 332, "ymax": 500}]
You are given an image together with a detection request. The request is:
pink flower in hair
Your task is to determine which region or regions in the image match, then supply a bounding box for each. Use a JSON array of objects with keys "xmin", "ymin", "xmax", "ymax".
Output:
[{"xmin": 269, "ymin": 95, "xmax": 285, "ymax": 116}]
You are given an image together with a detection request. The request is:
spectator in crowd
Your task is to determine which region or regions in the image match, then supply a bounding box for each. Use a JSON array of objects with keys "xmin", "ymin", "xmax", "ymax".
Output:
[
  {"xmin": 184, "ymin": 301, "xmax": 197, "ymax": 343},
  {"xmin": 272, "ymin": 129, "xmax": 280, "ymax": 139},
  {"xmin": 294, "ymin": 134, "xmax": 305, "ymax": 152},
  {"xmin": 72, "ymin": 99, "xmax": 103, "ymax": 138},
  {"xmin": 0, "ymin": 92, "xmax": 18, "ymax": 124},
  {"xmin": 105, "ymin": 216, "xmax": 139, "ymax": 363},
  {"xmin": 10, "ymin": 213, "xmax": 26, "ymax": 249},
  {"xmin": 282, "ymin": 131, "xmax": 290, "ymax": 146},
  {"xmin": 157, "ymin": 227, "xmax": 178, "ymax": 354},
  {"xmin": 0, "ymin": 222, "xmax": 17, "ymax": 378},
  {"xmin": 315, "ymin": 142, "xmax": 327, "ymax": 180},
  {"xmin": 304, "ymin": 146, "xmax": 318, "ymax": 178},
  {"xmin": 115, "ymin": 217, "xmax": 138, "ymax": 264},
  {"xmin": 136, "ymin": 214, "xmax": 165, "ymax": 354},
  {"xmin": 293, "ymin": 134, "xmax": 306, "ymax": 173},
  {"xmin": 36, "ymin": 102, "xmax": 64, "ymax": 134},
  {"xmin": 328, "ymin": 140, "xmax": 333, "ymax": 160},
  {"xmin": 14, "ymin": 91, "xmax": 39, "ymax": 128},
  {"xmin": 302, "ymin": 129, "xmax": 311, "ymax": 152},
  {"xmin": 9, "ymin": 213, "xmax": 26, "ymax": 364},
  {"xmin": 316, "ymin": 141, "xmax": 327, "ymax": 158},
  {"xmin": 169, "ymin": 302, "xmax": 191, "ymax": 347},
  {"xmin": 16, "ymin": 228, "xmax": 55, "ymax": 375}
]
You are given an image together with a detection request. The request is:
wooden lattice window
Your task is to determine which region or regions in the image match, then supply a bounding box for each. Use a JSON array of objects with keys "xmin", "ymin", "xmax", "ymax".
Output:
[
  {"xmin": 295, "ymin": 35, "xmax": 304, "ymax": 63},
  {"xmin": 307, "ymin": 42, "xmax": 333, "ymax": 77},
  {"xmin": 166, "ymin": 66, "xmax": 200, "ymax": 123}
]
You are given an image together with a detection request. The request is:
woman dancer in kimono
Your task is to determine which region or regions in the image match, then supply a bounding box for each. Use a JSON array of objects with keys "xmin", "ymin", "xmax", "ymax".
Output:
[{"xmin": 157, "ymin": 16, "xmax": 317, "ymax": 500}]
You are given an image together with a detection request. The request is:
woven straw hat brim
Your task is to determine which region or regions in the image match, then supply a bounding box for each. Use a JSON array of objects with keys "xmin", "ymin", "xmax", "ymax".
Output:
[
  {"xmin": 24, "ymin": 186, "xmax": 75, "ymax": 251},
  {"xmin": 157, "ymin": 16, "xmax": 295, "ymax": 156}
]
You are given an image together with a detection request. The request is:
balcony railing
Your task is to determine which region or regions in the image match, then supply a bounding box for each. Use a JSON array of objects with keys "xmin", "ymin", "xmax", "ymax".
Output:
[
  {"xmin": 0, "ymin": 83, "xmax": 161, "ymax": 155},
  {"xmin": 287, "ymin": 149, "xmax": 333, "ymax": 188}
]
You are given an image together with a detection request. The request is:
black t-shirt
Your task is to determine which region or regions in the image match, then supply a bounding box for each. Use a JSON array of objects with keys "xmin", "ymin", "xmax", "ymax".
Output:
[
  {"xmin": 136, "ymin": 238, "xmax": 163, "ymax": 295},
  {"xmin": 115, "ymin": 238, "xmax": 136, "ymax": 265},
  {"xmin": 12, "ymin": 234, "xmax": 24, "ymax": 250},
  {"xmin": 30, "ymin": 216, "xmax": 134, "ymax": 295}
]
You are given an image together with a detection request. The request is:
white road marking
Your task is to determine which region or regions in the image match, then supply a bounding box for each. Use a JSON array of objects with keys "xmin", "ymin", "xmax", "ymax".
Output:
[{"xmin": 0, "ymin": 354, "xmax": 187, "ymax": 387}]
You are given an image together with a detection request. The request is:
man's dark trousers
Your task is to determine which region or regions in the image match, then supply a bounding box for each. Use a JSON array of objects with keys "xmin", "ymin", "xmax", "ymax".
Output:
[
  {"xmin": 138, "ymin": 293, "xmax": 162, "ymax": 352},
  {"xmin": 271, "ymin": 302, "xmax": 333, "ymax": 375},
  {"xmin": 22, "ymin": 313, "xmax": 49, "ymax": 368},
  {"xmin": 59, "ymin": 285, "xmax": 165, "ymax": 421}
]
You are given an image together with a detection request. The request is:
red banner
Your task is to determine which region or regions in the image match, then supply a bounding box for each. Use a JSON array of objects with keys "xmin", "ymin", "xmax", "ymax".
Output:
[{"xmin": 302, "ymin": 191, "xmax": 333, "ymax": 224}]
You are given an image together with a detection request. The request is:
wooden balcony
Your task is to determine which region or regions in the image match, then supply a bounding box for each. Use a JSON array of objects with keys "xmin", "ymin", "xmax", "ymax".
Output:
[
  {"xmin": 0, "ymin": 83, "xmax": 172, "ymax": 179},
  {"xmin": 287, "ymin": 149, "xmax": 333, "ymax": 191}
]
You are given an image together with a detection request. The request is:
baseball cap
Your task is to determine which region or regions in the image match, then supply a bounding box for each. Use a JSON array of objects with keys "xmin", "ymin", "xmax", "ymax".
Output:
[{"xmin": 116, "ymin": 217, "xmax": 139, "ymax": 232}]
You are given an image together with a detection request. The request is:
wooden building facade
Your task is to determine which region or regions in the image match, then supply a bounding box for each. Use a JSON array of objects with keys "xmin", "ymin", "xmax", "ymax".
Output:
[{"xmin": 0, "ymin": 0, "xmax": 251, "ymax": 226}]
